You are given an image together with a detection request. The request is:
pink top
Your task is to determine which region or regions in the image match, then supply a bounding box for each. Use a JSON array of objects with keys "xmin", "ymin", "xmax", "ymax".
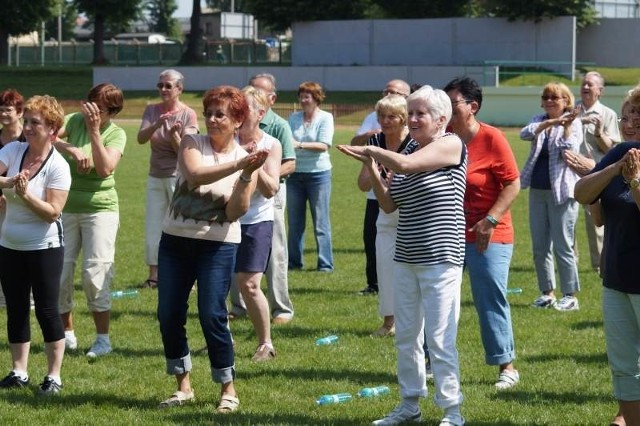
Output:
[{"xmin": 140, "ymin": 104, "xmax": 199, "ymax": 178}]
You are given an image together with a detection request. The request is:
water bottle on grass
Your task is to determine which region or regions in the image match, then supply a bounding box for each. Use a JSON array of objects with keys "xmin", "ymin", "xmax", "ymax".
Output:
[
  {"xmin": 111, "ymin": 289, "xmax": 139, "ymax": 299},
  {"xmin": 315, "ymin": 335, "xmax": 339, "ymax": 346},
  {"xmin": 358, "ymin": 386, "xmax": 390, "ymax": 398},
  {"xmin": 506, "ymin": 288, "xmax": 523, "ymax": 295},
  {"xmin": 316, "ymin": 393, "xmax": 352, "ymax": 405}
]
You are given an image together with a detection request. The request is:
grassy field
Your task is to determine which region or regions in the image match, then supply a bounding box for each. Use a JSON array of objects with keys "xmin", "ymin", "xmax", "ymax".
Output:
[{"xmin": 0, "ymin": 121, "xmax": 616, "ymax": 425}]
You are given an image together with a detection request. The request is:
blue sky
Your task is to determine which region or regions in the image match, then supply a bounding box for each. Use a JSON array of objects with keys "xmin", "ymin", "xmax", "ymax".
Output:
[{"xmin": 174, "ymin": 0, "xmax": 203, "ymax": 18}]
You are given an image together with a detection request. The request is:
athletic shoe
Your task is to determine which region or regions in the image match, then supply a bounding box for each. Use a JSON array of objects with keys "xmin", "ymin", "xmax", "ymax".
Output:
[
  {"xmin": 439, "ymin": 415, "xmax": 466, "ymax": 426},
  {"xmin": 86, "ymin": 339, "xmax": 112, "ymax": 359},
  {"xmin": 531, "ymin": 294, "xmax": 556, "ymax": 309},
  {"xmin": 554, "ymin": 295, "xmax": 579, "ymax": 311},
  {"xmin": 65, "ymin": 333, "xmax": 78, "ymax": 350},
  {"xmin": 495, "ymin": 369, "xmax": 520, "ymax": 390},
  {"xmin": 359, "ymin": 286, "xmax": 378, "ymax": 295},
  {"xmin": 371, "ymin": 404, "xmax": 421, "ymax": 425},
  {"xmin": 0, "ymin": 371, "xmax": 29, "ymax": 389},
  {"xmin": 38, "ymin": 376, "xmax": 62, "ymax": 395}
]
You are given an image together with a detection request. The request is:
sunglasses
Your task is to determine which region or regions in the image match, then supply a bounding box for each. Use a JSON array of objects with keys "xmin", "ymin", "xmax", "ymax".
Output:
[
  {"xmin": 157, "ymin": 83, "xmax": 176, "ymax": 90},
  {"xmin": 541, "ymin": 95, "xmax": 563, "ymax": 101}
]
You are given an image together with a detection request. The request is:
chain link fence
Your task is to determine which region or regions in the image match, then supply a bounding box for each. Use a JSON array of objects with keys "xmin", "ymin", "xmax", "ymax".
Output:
[{"xmin": 7, "ymin": 39, "xmax": 292, "ymax": 66}]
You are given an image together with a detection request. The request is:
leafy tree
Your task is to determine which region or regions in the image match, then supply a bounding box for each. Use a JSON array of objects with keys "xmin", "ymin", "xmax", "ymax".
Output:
[
  {"xmin": 475, "ymin": 0, "xmax": 598, "ymax": 29},
  {"xmin": 74, "ymin": 0, "xmax": 143, "ymax": 64},
  {"xmin": 145, "ymin": 0, "xmax": 181, "ymax": 39},
  {"xmin": 245, "ymin": 0, "xmax": 370, "ymax": 32},
  {"xmin": 0, "ymin": 0, "xmax": 53, "ymax": 66},
  {"xmin": 45, "ymin": 0, "xmax": 79, "ymax": 42},
  {"xmin": 206, "ymin": 0, "xmax": 250, "ymax": 13},
  {"xmin": 372, "ymin": 0, "xmax": 471, "ymax": 18}
]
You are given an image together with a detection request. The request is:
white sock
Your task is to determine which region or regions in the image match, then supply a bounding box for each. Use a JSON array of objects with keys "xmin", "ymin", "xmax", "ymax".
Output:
[
  {"xmin": 12, "ymin": 369, "xmax": 28, "ymax": 381},
  {"xmin": 47, "ymin": 375, "xmax": 62, "ymax": 386},
  {"xmin": 65, "ymin": 330, "xmax": 76, "ymax": 339},
  {"xmin": 401, "ymin": 396, "xmax": 420, "ymax": 412}
]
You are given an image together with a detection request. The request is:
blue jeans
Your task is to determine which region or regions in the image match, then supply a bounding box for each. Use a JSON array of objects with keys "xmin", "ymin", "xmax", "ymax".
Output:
[
  {"xmin": 286, "ymin": 170, "xmax": 334, "ymax": 271},
  {"xmin": 465, "ymin": 242, "xmax": 515, "ymax": 366},
  {"xmin": 157, "ymin": 233, "xmax": 237, "ymax": 384},
  {"xmin": 528, "ymin": 189, "xmax": 580, "ymax": 295}
]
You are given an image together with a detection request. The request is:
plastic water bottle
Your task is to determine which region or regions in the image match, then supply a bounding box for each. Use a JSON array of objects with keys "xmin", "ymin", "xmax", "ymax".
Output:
[
  {"xmin": 110, "ymin": 289, "xmax": 139, "ymax": 299},
  {"xmin": 315, "ymin": 335, "xmax": 339, "ymax": 346},
  {"xmin": 316, "ymin": 393, "xmax": 352, "ymax": 405},
  {"xmin": 506, "ymin": 288, "xmax": 523, "ymax": 295},
  {"xmin": 358, "ymin": 386, "xmax": 390, "ymax": 398}
]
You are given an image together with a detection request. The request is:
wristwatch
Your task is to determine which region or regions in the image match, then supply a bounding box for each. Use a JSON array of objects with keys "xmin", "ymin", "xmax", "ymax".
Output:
[{"xmin": 630, "ymin": 177, "xmax": 640, "ymax": 189}]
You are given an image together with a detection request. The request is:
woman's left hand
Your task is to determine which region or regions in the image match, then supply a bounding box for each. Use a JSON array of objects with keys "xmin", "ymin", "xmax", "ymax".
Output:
[
  {"xmin": 562, "ymin": 150, "xmax": 595, "ymax": 176},
  {"xmin": 470, "ymin": 218, "xmax": 494, "ymax": 253},
  {"xmin": 14, "ymin": 170, "xmax": 30, "ymax": 197},
  {"xmin": 622, "ymin": 148, "xmax": 640, "ymax": 182},
  {"xmin": 81, "ymin": 101, "xmax": 102, "ymax": 132},
  {"xmin": 240, "ymin": 149, "xmax": 269, "ymax": 174},
  {"xmin": 336, "ymin": 144, "xmax": 371, "ymax": 163}
]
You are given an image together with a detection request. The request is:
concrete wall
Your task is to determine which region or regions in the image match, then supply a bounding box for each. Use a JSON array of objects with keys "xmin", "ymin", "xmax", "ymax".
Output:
[
  {"xmin": 93, "ymin": 65, "xmax": 488, "ymax": 92},
  {"xmin": 292, "ymin": 17, "xmax": 576, "ymax": 73},
  {"xmin": 577, "ymin": 18, "xmax": 640, "ymax": 67}
]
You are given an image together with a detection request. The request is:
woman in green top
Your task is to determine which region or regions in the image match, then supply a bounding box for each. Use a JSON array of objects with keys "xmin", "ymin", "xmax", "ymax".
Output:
[{"xmin": 54, "ymin": 83, "xmax": 126, "ymax": 360}]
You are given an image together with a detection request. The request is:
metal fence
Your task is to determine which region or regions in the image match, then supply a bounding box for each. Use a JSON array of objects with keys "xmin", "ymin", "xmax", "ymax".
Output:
[{"xmin": 7, "ymin": 39, "xmax": 292, "ymax": 67}]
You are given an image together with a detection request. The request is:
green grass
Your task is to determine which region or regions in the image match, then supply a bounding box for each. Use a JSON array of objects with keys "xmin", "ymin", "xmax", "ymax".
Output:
[{"xmin": 0, "ymin": 125, "xmax": 615, "ymax": 425}]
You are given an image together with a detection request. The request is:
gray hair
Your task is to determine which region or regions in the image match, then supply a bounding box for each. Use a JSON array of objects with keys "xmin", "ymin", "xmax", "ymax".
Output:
[
  {"xmin": 584, "ymin": 71, "xmax": 605, "ymax": 88},
  {"xmin": 406, "ymin": 85, "xmax": 452, "ymax": 133},
  {"xmin": 249, "ymin": 73, "xmax": 277, "ymax": 93},
  {"xmin": 158, "ymin": 69, "xmax": 185, "ymax": 89}
]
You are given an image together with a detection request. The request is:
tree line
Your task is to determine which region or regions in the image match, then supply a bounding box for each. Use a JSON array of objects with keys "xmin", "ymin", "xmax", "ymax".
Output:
[{"xmin": 0, "ymin": 0, "xmax": 597, "ymax": 66}]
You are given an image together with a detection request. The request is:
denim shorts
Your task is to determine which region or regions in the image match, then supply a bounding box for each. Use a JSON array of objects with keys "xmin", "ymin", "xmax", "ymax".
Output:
[{"xmin": 235, "ymin": 221, "xmax": 273, "ymax": 273}]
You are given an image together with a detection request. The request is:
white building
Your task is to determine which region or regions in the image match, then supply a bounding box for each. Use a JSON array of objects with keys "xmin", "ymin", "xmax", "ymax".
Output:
[{"xmin": 594, "ymin": 0, "xmax": 640, "ymax": 18}]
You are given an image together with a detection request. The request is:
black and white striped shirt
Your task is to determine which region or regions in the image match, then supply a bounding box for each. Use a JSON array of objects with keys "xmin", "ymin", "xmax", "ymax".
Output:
[{"xmin": 389, "ymin": 136, "xmax": 467, "ymax": 265}]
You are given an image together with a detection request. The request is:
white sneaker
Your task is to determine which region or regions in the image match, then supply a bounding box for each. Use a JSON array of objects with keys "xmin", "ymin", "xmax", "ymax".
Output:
[
  {"xmin": 64, "ymin": 333, "xmax": 77, "ymax": 350},
  {"xmin": 439, "ymin": 415, "xmax": 466, "ymax": 426},
  {"xmin": 531, "ymin": 294, "xmax": 556, "ymax": 309},
  {"xmin": 554, "ymin": 295, "xmax": 579, "ymax": 311},
  {"xmin": 495, "ymin": 369, "xmax": 519, "ymax": 390},
  {"xmin": 86, "ymin": 339, "xmax": 112, "ymax": 359},
  {"xmin": 371, "ymin": 404, "xmax": 421, "ymax": 425}
]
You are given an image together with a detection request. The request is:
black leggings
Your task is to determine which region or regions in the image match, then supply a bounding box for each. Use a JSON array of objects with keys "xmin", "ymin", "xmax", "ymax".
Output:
[
  {"xmin": 0, "ymin": 246, "xmax": 65, "ymax": 343},
  {"xmin": 363, "ymin": 199, "xmax": 379, "ymax": 289}
]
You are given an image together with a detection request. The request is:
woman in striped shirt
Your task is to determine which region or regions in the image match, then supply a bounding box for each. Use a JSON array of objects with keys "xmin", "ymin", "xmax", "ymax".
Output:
[{"xmin": 339, "ymin": 85, "xmax": 467, "ymax": 426}]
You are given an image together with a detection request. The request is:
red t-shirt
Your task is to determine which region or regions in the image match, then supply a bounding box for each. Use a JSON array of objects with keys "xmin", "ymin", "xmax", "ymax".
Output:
[{"xmin": 464, "ymin": 123, "xmax": 520, "ymax": 243}]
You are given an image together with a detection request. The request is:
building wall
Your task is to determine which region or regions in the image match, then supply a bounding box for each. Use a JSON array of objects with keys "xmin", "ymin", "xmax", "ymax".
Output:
[
  {"xmin": 292, "ymin": 17, "xmax": 576, "ymax": 74},
  {"xmin": 577, "ymin": 18, "xmax": 640, "ymax": 67}
]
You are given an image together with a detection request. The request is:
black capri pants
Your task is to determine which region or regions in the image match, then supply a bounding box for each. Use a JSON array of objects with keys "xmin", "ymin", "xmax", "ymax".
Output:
[{"xmin": 0, "ymin": 245, "xmax": 65, "ymax": 343}]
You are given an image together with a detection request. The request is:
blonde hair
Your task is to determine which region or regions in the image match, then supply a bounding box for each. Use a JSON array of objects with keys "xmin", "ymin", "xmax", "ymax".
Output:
[
  {"xmin": 242, "ymin": 85, "xmax": 269, "ymax": 113},
  {"xmin": 376, "ymin": 94, "xmax": 408, "ymax": 126},
  {"xmin": 24, "ymin": 95, "xmax": 64, "ymax": 131},
  {"xmin": 541, "ymin": 82, "xmax": 575, "ymax": 111}
]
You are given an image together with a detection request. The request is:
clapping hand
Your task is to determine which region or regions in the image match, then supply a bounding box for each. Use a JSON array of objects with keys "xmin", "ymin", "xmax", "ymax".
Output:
[
  {"xmin": 622, "ymin": 148, "xmax": 640, "ymax": 182},
  {"xmin": 336, "ymin": 145, "xmax": 374, "ymax": 168},
  {"xmin": 14, "ymin": 170, "xmax": 30, "ymax": 197},
  {"xmin": 240, "ymin": 149, "xmax": 269, "ymax": 174}
]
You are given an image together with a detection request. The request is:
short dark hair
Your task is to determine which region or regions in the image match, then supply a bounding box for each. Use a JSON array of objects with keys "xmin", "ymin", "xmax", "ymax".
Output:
[{"xmin": 443, "ymin": 77, "xmax": 483, "ymax": 114}]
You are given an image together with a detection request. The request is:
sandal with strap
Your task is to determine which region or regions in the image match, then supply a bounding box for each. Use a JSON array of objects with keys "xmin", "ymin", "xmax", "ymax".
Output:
[
  {"xmin": 142, "ymin": 279, "xmax": 158, "ymax": 289},
  {"xmin": 158, "ymin": 390, "xmax": 195, "ymax": 408},
  {"xmin": 610, "ymin": 415, "xmax": 626, "ymax": 426},
  {"xmin": 216, "ymin": 394, "xmax": 239, "ymax": 413}
]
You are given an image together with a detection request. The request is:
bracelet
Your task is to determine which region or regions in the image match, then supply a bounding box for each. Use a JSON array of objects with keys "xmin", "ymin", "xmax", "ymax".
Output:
[
  {"xmin": 298, "ymin": 142, "xmax": 304, "ymax": 149},
  {"xmin": 485, "ymin": 214, "xmax": 499, "ymax": 227},
  {"xmin": 239, "ymin": 174, "xmax": 252, "ymax": 183}
]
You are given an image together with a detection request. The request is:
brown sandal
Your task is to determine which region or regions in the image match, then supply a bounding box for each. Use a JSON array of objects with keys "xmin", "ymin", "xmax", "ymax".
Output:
[{"xmin": 142, "ymin": 279, "xmax": 158, "ymax": 289}]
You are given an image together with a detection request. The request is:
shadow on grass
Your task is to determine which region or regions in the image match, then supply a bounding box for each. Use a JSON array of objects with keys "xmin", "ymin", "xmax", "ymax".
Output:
[
  {"xmin": 491, "ymin": 389, "xmax": 612, "ymax": 405},
  {"xmin": 522, "ymin": 352, "xmax": 608, "ymax": 365}
]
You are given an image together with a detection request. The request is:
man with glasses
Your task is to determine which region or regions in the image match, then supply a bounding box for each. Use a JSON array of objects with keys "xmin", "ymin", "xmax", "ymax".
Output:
[
  {"xmin": 349, "ymin": 79, "xmax": 410, "ymax": 297},
  {"xmin": 228, "ymin": 73, "xmax": 296, "ymax": 325},
  {"xmin": 563, "ymin": 71, "xmax": 620, "ymax": 273}
]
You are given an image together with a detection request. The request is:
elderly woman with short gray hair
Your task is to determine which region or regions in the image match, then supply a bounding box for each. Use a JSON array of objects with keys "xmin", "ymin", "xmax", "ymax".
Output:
[{"xmin": 137, "ymin": 69, "xmax": 199, "ymax": 289}]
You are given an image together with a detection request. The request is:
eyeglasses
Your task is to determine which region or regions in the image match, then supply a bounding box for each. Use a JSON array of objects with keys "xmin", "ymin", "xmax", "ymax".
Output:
[
  {"xmin": 541, "ymin": 95, "xmax": 563, "ymax": 102},
  {"xmin": 382, "ymin": 89, "xmax": 408, "ymax": 97},
  {"xmin": 451, "ymin": 99, "xmax": 471, "ymax": 106},
  {"xmin": 157, "ymin": 83, "xmax": 176, "ymax": 90}
]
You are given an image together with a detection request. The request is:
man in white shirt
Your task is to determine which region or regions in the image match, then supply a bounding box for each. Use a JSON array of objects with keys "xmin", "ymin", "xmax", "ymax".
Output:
[{"xmin": 564, "ymin": 71, "xmax": 620, "ymax": 272}]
